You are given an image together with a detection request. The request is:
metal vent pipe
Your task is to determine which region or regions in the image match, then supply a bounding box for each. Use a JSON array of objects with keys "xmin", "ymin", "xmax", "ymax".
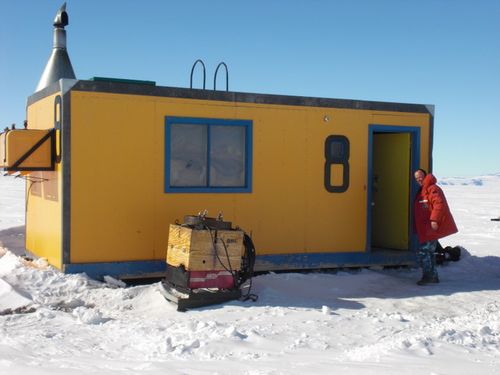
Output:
[{"xmin": 36, "ymin": 3, "xmax": 76, "ymax": 92}]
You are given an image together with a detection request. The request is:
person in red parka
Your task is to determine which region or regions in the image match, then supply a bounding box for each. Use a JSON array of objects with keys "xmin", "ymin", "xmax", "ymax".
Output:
[{"xmin": 413, "ymin": 169, "xmax": 458, "ymax": 285}]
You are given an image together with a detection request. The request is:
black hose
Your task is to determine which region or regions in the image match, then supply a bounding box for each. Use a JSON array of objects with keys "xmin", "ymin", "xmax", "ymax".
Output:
[
  {"xmin": 203, "ymin": 223, "xmax": 238, "ymax": 287},
  {"xmin": 238, "ymin": 233, "xmax": 258, "ymax": 302}
]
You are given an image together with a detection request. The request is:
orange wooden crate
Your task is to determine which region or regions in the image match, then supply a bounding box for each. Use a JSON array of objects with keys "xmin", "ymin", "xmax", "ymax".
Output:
[{"xmin": 166, "ymin": 224, "xmax": 244, "ymax": 271}]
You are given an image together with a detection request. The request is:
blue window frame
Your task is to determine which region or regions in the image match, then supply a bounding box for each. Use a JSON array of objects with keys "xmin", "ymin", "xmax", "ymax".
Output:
[{"xmin": 165, "ymin": 116, "xmax": 252, "ymax": 193}]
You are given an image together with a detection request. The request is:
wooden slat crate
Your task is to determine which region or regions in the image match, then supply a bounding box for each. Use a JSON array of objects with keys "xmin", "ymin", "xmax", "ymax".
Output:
[{"xmin": 166, "ymin": 224, "xmax": 244, "ymax": 271}]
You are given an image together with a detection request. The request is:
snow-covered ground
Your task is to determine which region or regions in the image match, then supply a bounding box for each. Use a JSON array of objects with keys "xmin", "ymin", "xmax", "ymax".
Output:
[{"xmin": 1, "ymin": 173, "xmax": 499, "ymax": 375}]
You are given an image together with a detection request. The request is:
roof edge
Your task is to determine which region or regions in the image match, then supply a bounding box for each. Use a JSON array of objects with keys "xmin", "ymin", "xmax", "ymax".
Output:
[{"xmin": 29, "ymin": 79, "xmax": 434, "ymax": 115}]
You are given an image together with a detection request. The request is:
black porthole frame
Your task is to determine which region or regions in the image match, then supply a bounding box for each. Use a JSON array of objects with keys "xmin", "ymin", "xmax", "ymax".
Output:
[{"xmin": 324, "ymin": 135, "xmax": 350, "ymax": 193}]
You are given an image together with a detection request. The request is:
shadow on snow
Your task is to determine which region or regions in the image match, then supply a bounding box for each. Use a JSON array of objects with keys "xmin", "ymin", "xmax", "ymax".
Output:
[{"xmin": 0, "ymin": 225, "xmax": 25, "ymax": 256}]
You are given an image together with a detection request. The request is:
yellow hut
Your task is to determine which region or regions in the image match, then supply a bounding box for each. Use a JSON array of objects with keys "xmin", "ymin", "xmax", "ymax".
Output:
[{"xmin": 0, "ymin": 5, "xmax": 434, "ymax": 279}]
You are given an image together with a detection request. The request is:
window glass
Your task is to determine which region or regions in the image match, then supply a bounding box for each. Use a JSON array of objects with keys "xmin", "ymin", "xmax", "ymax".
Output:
[
  {"xmin": 210, "ymin": 125, "xmax": 246, "ymax": 187},
  {"xmin": 329, "ymin": 141, "xmax": 345, "ymax": 161},
  {"xmin": 166, "ymin": 117, "xmax": 251, "ymax": 192},
  {"xmin": 169, "ymin": 123, "xmax": 207, "ymax": 187}
]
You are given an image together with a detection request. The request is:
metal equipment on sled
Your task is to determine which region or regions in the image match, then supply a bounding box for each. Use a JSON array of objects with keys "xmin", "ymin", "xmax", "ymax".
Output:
[{"xmin": 160, "ymin": 213, "xmax": 256, "ymax": 311}]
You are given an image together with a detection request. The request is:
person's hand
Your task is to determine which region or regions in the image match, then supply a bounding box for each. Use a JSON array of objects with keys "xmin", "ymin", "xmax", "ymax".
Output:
[{"xmin": 431, "ymin": 221, "xmax": 439, "ymax": 230}]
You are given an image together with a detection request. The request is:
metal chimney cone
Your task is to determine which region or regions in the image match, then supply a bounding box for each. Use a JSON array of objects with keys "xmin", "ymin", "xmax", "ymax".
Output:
[{"xmin": 36, "ymin": 3, "xmax": 76, "ymax": 92}]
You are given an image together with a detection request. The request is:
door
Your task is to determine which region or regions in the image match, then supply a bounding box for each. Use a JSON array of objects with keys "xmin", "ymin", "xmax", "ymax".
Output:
[{"xmin": 371, "ymin": 132, "xmax": 411, "ymax": 250}]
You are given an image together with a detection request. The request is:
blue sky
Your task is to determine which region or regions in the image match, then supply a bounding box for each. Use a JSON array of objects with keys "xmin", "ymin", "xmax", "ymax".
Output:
[{"xmin": 1, "ymin": 0, "xmax": 499, "ymax": 177}]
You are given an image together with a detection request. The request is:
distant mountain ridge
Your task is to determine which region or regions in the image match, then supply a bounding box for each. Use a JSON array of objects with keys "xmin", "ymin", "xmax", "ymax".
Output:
[{"xmin": 438, "ymin": 173, "xmax": 500, "ymax": 186}]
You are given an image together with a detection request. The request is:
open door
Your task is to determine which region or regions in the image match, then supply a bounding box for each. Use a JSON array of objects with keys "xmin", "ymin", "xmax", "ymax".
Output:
[{"xmin": 371, "ymin": 132, "xmax": 411, "ymax": 250}]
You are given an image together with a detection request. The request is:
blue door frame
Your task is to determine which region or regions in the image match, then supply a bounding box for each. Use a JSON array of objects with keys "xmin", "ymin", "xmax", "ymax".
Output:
[{"xmin": 367, "ymin": 125, "xmax": 421, "ymax": 253}]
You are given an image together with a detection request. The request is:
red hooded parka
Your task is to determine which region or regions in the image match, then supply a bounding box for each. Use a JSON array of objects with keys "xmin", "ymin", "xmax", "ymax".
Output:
[{"xmin": 413, "ymin": 173, "xmax": 458, "ymax": 243}]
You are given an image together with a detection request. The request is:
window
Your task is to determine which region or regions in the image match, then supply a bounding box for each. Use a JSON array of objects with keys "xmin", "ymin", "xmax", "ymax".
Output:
[
  {"xmin": 165, "ymin": 117, "xmax": 252, "ymax": 192},
  {"xmin": 324, "ymin": 135, "xmax": 350, "ymax": 193}
]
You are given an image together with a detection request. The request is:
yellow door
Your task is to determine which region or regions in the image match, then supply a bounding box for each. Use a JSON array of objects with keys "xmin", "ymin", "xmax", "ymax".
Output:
[{"xmin": 371, "ymin": 133, "xmax": 410, "ymax": 250}]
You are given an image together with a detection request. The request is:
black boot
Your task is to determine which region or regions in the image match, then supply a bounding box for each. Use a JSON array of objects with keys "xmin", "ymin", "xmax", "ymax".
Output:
[{"xmin": 417, "ymin": 274, "xmax": 440, "ymax": 286}]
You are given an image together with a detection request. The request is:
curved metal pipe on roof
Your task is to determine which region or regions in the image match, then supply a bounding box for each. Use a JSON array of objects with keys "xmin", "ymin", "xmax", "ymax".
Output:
[
  {"xmin": 213, "ymin": 62, "xmax": 229, "ymax": 92},
  {"xmin": 190, "ymin": 59, "xmax": 206, "ymax": 90}
]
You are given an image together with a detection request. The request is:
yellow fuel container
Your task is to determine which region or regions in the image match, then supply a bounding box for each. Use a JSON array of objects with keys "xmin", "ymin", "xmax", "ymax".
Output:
[{"xmin": 0, "ymin": 129, "xmax": 55, "ymax": 171}]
